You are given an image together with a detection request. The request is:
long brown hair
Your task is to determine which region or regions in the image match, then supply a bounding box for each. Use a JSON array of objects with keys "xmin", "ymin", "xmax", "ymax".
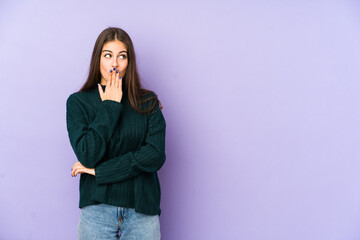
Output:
[{"xmin": 79, "ymin": 27, "xmax": 161, "ymax": 114}]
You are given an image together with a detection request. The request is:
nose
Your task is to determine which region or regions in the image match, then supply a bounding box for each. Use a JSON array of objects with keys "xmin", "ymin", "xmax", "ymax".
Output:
[{"xmin": 112, "ymin": 57, "xmax": 118, "ymax": 69}]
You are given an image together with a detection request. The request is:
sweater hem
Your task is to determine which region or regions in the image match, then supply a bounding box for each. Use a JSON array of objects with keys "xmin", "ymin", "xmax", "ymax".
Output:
[{"xmin": 79, "ymin": 200, "xmax": 161, "ymax": 216}]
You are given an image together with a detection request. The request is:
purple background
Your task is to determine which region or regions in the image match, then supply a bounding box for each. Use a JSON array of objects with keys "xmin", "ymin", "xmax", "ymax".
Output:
[{"xmin": 1, "ymin": 0, "xmax": 360, "ymax": 239}]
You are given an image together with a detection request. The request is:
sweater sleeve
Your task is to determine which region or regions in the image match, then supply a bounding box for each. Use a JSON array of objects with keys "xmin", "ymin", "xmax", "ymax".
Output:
[
  {"xmin": 66, "ymin": 94, "xmax": 123, "ymax": 168},
  {"xmin": 94, "ymin": 100, "xmax": 166, "ymax": 184}
]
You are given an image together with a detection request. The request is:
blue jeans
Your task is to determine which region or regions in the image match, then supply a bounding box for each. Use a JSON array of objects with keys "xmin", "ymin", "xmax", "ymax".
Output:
[{"xmin": 77, "ymin": 204, "xmax": 161, "ymax": 240}]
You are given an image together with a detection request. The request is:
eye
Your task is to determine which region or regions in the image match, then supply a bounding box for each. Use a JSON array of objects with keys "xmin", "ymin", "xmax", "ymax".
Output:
[
  {"xmin": 104, "ymin": 53, "xmax": 111, "ymax": 58},
  {"xmin": 119, "ymin": 54, "xmax": 127, "ymax": 59}
]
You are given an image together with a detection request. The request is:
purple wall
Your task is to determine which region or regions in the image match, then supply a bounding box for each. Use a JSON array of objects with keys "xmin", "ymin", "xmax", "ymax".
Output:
[{"xmin": 1, "ymin": 1, "xmax": 360, "ymax": 239}]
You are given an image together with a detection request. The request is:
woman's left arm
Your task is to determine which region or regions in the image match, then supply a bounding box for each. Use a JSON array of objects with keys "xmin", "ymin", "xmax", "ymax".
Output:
[{"xmin": 94, "ymin": 101, "xmax": 166, "ymax": 184}]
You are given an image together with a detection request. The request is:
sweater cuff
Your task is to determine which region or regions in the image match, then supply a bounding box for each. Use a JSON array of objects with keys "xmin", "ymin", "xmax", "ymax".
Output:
[
  {"xmin": 95, "ymin": 153, "xmax": 140, "ymax": 184},
  {"xmin": 101, "ymin": 100, "xmax": 123, "ymax": 112}
]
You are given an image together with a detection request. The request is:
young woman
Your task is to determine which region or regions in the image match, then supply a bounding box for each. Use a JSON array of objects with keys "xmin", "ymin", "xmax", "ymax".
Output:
[{"xmin": 66, "ymin": 27, "xmax": 166, "ymax": 239}]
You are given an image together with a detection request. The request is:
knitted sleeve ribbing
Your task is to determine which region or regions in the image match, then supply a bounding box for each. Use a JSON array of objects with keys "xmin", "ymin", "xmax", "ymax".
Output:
[
  {"xmin": 66, "ymin": 94, "xmax": 123, "ymax": 168},
  {"xmin": 94, "ymin": 101, "xmax": 166, "ymax": 184}
]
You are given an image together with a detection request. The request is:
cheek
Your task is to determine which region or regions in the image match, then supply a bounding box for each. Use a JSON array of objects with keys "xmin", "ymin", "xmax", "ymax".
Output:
[
  {"xmin": 100, "ymin": 61, "xmax": 109, "ymax": 76},
  {"xmin": 100, "ymin": 60, "xmax": 107, "ymax": 70},
  {"xmin": 120, "ymin": 60, "xmax": 128, "ymax": 72}
]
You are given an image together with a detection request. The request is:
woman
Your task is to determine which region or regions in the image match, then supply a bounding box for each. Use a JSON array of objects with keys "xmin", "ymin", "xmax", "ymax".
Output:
[{"xmin": 66, "ymin": 27, "xmax": 166, "ymax": 239}]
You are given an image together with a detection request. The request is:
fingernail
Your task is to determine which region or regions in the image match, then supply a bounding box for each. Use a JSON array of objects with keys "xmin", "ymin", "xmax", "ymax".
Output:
[
  {"xmin": 110, "ymin": 70, "xmax": 112, "ymax": 73},
  {"xmin": 119, "ymin": 76, "xmax": 121, "ymax": 79},
  {"xmin": 113, "ymin": 67, "xmax": 116, "ymax": 70},
  {"xmin": 116, "ymin": 70, "xmax": 119, "ymax": 73}
]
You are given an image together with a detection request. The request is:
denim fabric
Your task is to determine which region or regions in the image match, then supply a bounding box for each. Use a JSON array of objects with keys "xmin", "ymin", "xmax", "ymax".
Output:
[{"xmin": 77, "ymin": 204, "xmax": 161, "ymax": 240}]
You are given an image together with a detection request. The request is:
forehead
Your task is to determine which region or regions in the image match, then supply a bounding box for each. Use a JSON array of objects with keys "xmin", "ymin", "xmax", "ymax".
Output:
[{"xmin": 102, "ymin": 40, "xmax": 127, "ymax": 52}]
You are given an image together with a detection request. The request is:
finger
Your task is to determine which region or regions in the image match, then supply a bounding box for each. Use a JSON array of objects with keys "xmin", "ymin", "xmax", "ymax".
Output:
[
  {"xmin": 98, "ymin": 84, "xmax": 104, "ymax": 100},
  {"xmin": 71, "ymin": 164, "xmax": 78, "ymax": 174},
  {"xmin": 107, "ymin": 69, "xmax": 112, "ymax": 88},
  {"xmin": 115, "ymin": 74, "xmax": 119, "ymax": 89},
  {"xmin": 72, "ymin": 167, "xmax": 78, "ymax": 176},
  {"xmin": 76, "ymin": 168, "xmax": 85, "ymax": 176},
  {"xmin": 75, "ymin": 161, "xmax": 83, "ymax": 167},
  {"xmin": 119, "ymin": 76, "xmax": 122, "ymax": 89},
  {"xmin": 108, "ymin": 69, "xmax": 113, "ymax": 86},
  {"xmin": 111, "ymin": 68, "xmax": 116, "ymax": 87},
  {"xmin": 72, "ymin": 164, "xmax": 81, "ymax": 176},
  {"xmin": 115, "ymin": 69, "xmax": 120, "ymax": 88}
]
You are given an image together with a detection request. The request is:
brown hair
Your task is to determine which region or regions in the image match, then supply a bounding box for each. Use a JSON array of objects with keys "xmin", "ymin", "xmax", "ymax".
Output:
[{"xmin": 79, "ymin": 27, "xmax": 161, "ymax": 114}]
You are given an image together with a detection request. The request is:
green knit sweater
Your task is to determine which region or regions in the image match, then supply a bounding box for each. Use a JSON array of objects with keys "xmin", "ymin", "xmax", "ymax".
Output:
[{"xmin": 66, "ymin": 85, "xmax": 166, "ymax": 216}]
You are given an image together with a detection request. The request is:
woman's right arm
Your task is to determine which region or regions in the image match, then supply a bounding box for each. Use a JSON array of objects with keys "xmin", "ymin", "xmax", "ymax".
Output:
[
  {"xmin": 67, "ymin": 74, "xmax": 122, "ymax": 168},
  {"xmin": 66, "ymin": 95, "xmax": 123, "ymax": 168}
]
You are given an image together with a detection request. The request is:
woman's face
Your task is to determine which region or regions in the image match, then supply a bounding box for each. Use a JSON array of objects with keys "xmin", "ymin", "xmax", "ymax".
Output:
[{"xmin": 99, "ymin": 40, "xmax": 128, "ymax": 85}]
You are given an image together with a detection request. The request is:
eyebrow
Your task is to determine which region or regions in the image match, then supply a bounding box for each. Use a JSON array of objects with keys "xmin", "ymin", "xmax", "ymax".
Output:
[{"xmin": 102, "ymin": 50, "xmax": 128, "ymax": 54}]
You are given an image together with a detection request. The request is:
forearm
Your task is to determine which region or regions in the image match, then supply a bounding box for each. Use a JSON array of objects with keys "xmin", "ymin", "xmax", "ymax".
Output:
[
  {"xmin": 95, "ymin": 107, "xmax": 166, "ymax": 184},
  {"xmin": 67, "ymin": 96, "xmax": 123, "ymax": 168},
  {"xmin": 95, "ymin": 143, "xmax": 166, "ymax": 184}
]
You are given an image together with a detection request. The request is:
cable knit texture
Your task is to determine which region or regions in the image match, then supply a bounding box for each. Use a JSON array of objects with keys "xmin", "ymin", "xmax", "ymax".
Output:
[{"xmin": 66, "ymin": 85, "xmax": 166, "ymax": 215}]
